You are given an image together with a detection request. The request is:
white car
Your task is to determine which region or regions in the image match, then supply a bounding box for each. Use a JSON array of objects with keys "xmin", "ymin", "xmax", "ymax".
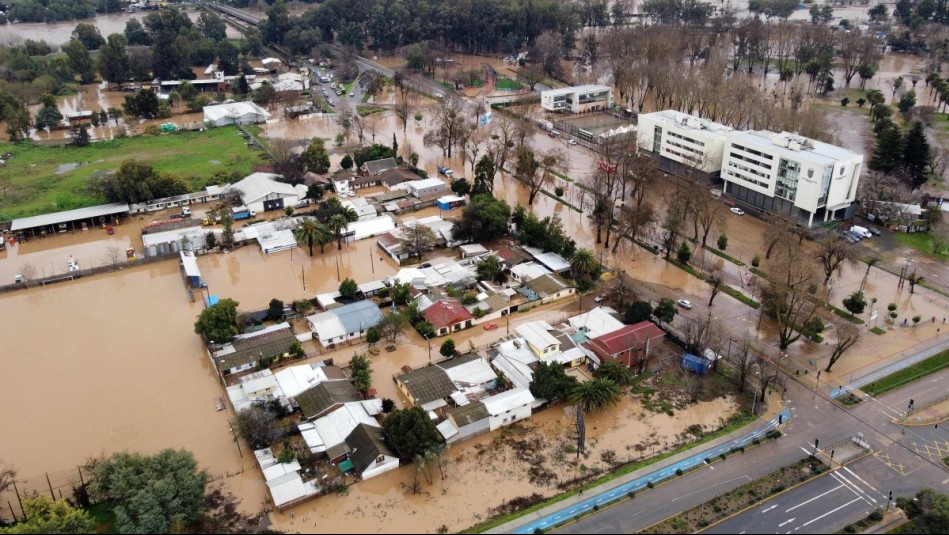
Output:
[
  {"xmin": 593, "ymin": 294, "xmax": 607, "ymax": 303},
  {"xmin": 568, "ymin": 139, "xmax": 578, "ymax": 145},
  {"xmin": 676, "ymin": 299, "xmax": 693, "ymax": 309},
  {"xmin": 729, "ymin": 207, "xmax": 745, "ymax": 216}
]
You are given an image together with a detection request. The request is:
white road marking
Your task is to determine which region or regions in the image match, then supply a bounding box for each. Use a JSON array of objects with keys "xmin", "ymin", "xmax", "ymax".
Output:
[
  {"xmin": 799, "ymin": 446, "xmax": 813, "ymax": 456},
  {"xmin": 831, "ymin": 473, "xmax": 867, "ymax": 503},
  {"xmin": 801, "ymin": 497, "xmax": 864, "ymax": 527},
  {"xmin": 672, "ymin": 476, "xmax": 750, "ymax": 502},
  {"xmin": 834, "ymin": 471, "xmax": 878, "ymax": 504},
  {"xmin": 785, "ymin": 484, "xmax": 844, "ymax": 513},
  {"xmin": 762, "ymin": 505, "xmax": 778, "ymax": 513},
  {"xmin": 779, "ymin": 518, "xmax": 797, "ymax": 527},
  {"xmin": 843, "ymin": 467, "xmax": 880, "ymax": 493}
]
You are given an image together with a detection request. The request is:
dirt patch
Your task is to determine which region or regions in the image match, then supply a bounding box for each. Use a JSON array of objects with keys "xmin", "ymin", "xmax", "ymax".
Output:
[{"xmin": 644, "ymin": 456, "xmax": 828, "ymax": 534}]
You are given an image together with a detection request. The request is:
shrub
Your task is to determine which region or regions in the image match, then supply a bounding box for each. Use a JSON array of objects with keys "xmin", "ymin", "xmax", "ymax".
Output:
[
  {"xmin": 555, "ymin": 186, "xmax": 565, "ymax": 197},
  {"xmin": 751, "ymin": 255, "xmax": 761, "ymax": 268},
  {"xmin": 592, "ymin": 504, "xmax": 599, "ymax": 512},
  {"xmin": 675, "ymin": 468, "xmax": 683, "ymax": 476},
  {"xmin": 868, "ymin": 509, "xmax": 884, "ymax": 522},
  {"xmin": 765, "ymin": 430, "xmax": 782, "ymax": 440},
  {"xmin": 627, "ymin": 491, "xmax": 635, "ymax": 499},
  {"xmin": 719, "ymin": 453, "xmax": 727, "ymax": 461},
  {"xmin": 646, "ymin": 481, "xmax": 654, "ymax": 489}
]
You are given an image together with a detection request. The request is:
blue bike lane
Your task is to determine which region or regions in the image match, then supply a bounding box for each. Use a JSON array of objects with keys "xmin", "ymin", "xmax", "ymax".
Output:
[{"xmin": 511, "ymin": 408, "xmax": 791, "ymax": 534}]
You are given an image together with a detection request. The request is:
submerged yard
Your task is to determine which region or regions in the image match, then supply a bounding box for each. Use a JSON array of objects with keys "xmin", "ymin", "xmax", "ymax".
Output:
[{"xmin": 0, "ymin": 126, "xmax": 262, "ymax": 222}]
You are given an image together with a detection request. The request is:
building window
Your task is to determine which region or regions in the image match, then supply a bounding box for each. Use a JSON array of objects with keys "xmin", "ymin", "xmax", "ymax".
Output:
[
  {"xmin": 653, "ymin": 126, "xmax": 662, "ymax": 153},
  {"xmin": 776, "ymin": 158, "xmax": 801, "ymax": 202},
  {"xmin": 818, "ymin": 167, "xmax": 833, "ymax": 207}
]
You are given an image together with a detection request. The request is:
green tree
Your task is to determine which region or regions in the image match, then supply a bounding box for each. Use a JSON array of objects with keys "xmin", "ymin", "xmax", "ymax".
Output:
[
  {"xmin": 594, "ymin": 360, "xmax": 634, "ymax": 386},
  {"xmin": 391, "ymin": 282, "xmax": 413, "ymax": 306},
  {"xmin": 0, "ymin": 495, "xmax": 95, "ymax": 534},
  {"xmin": 529, "ymin": 362, "xmax": 580, "ymax": 402},
  {"xmin": 450, "ymin": 177, "xmax": 471, "ymax": 196},
  {"xmin": 339, "ymin": 277, "xmax": 359, "ymax": 299},
  {"xmin": 382, "ymin": 407, "xmax": 442, "ymax": 459},
  {"xmin": 366, "ymin": 327, "xmax": 381, "ymax": 346},
  {"xmin": 301, "ymin": 138, "xmax": 331, "ymax": 174},
  {"xmin": 340, "ymin": 154, "xmax": 354, "ymax": 170},
  {"xmin": 624, "ymin": 301, "xmax": 653, "ymax": 324},
  {"xmin": 569, "ymin": 378, "xmax": 621, "ymax": 412},
  {"xmin": 193, "ymin": 298, "xmax": 240, "ymax": 343},
  {"xmin": 294, "ymin": 217, "xmax": 332, "ymax": 255},
  {"xmin": 842, "ymin": 291, "xmax": 867, "ymax": 318},
  {"xmin": 865, "ymin": 89, "xmax": 885, "ymax": 111},
  {"xmin": 349, "ymin": 354, "xmax": 373, "ymax": 394},
  {"xmin": 570, "ymin": 248, "xmax": 598, "ymax": 280},
  {"xmin": 91, "ymin": 449, "xmax": 208, "ymax": 535},
  {"xmin": 234, "ymin": 404, "xmax": 277, "ymax": 450},
  {"xmin": 903, "ymin": 121, "xmax": 932, "ymax": 190},
  {"xmin": 399, "ymin": 223, "xmax": 438, "ymax": 260},
  {"xmin": 34, "ymin": 94, "xmax": 63, "ymax": 131},
  {"xmin": 72, "ymin": 23, "xmax": 105, "ymax": 50},
  {"xmin": 123, "ymin": 88, "xmax": 160, "ymax": 119},
  {"xmin": 452, "ymin": 195, "xmax": 512, "ymax": 243},
  {"xmin": 896, "ymin": 487, "xmax": 949, "ymax": 533},
  {"xmin": 472, "ymin": 154, "xmax": 497, "ymax": 196},
  {"xmin": 476, "ymin": 255, "xmax": 506, "ymax": 283},
  {"xmin": 328, "ymin": 212, "xmax": 356, "ymax": 250},
  {"xmin": 654, "ymin": 298, "xmax": 677, "ymax": 324},
  {"xmin": 378, "ymin": 310, "xmax": 408, "ymax": 341},
  {"xmin": 62, "ymin": 39, "xmax": 95, "ymax": 84},
  {"xmin": 267, "ymin": 298, "xmax": 284, "ymax": 321},
  {"xmin": 677, "ymin": 241, "xmax": 692, "ymax": 264},
  {"xmin": 869, "ymin": 124, "xmax": 904, "ymax": 173},
  {"xmin": 717, "ymin": 234, "xmax": 728, "ymax": 251},
  {"xmin": 439, "ymin": 338, "xmax": 456, "ymax": 357},
  {"xmin": 897, "ymin": 89, "xmax": 916, "ymax": 115},
  {"xmin": 97, "ymin": 33, "xmax": 129, "ymax": 85},
  {"xmin": 4, "ymin": 101, "xmax": 31, "ymax": 142}
]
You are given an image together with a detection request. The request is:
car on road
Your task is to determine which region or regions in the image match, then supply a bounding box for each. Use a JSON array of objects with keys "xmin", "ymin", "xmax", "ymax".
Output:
[
  {"xmin": 437, "ymin": 166, "xmax": 454, "ymax": 177},
  {"xmin": 593, "ymin": 294, "xmax": 607, "ymax": 303},
  {"xmin": 483, "ymin": 322, "xmax": 498, "ymax": 331},
  {"xmin": 327, "ymin": 99, "xmax": 334, "ymax": 106},
  {"xmin": 568, "ymin": 139, "xmax": 578, "ymax": 145},
  {"xmin": 676, "ymin": 299, "xmax": 693, "ymax": 309},
  {"xmin": 729, "ymin": 207, "xmax": 745, "ymax": 216}
]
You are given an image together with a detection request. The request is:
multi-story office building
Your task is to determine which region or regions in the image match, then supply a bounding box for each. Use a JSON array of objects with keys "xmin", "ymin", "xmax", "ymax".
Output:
[
  {"xmin": 721, "ymin": 131, "xmax": 862, "ymax": 226},
  {"xmin": 540, "ymin": 85, "xmax": 613, "ymax": 114},
  {"xmin": 635, "ymin": 110, "xmax": 733, "ymax": 180},
  {"xmin": 637, "ymin": 110, "xmax": 863, "ymax": 227}
]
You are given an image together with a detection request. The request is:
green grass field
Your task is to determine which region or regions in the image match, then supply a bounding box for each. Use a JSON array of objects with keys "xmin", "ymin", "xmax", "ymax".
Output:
[
  {"xmin": 495, "ymin": 78, "xmax": 523, "ymax": 90},
  {"xmin": 894, "ymin": 231, "xmax": 949, "ymax": 259},
  {"xmin": 0, "ymin": 126, "xmax": 261, "ymax": 222},
  {"xmin": 861, "ymin": 349, "xmax": 949, "ymax": 397}
]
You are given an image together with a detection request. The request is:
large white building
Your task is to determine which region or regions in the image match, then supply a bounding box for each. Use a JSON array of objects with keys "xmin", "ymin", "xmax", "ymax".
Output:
[
  {"xmin": 721, "ymin": 131, "xmax": 862, "ymax": 226},
  {"xmin": 637, "ymin": 110, "xmax": 863, "ymax": 227},
  {"xmin": 203, "ymin": 101, "xmax": 271, "ymax": 127},
  {"xmin": 635, "ymin": 110, "xmax": 732, "ymax": 178},
  {"xmin": 541, "ymin": 85, "xmax": 613, "ymax": 114},
  {"xmin": 228, "ymin": 172, "xmax": 305, "ymax": 214}
]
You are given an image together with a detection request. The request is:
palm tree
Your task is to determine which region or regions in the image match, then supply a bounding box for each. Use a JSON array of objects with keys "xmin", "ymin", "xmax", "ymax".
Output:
[
  {"xmin": 568, "ymin": 378, "xmax": 621, "ymax": 412},
  {"xmin": 293, "ymin": 217, "xmax": 330, "ymax": 255},
  {"xmin": 314, "ymin": 222, "xmax": 333, "ymax": 254},
  {"xmin": 328, "ymin": 214, "xmax": 351, "ymax": 250},
  {"xmin": 593, "ymin": 361, "xmax": 633, "ymax": 387},
  {"xmin": 570, "ymin": 248, "xmax": 598, "ymax": 280}
]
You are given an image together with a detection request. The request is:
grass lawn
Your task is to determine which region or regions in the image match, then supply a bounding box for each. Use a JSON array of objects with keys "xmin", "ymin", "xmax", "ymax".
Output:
[
  {"xmin": 893, "ymin": 231, "xmax": 949, "ymax": 259},
  {"xmin": 0, "ymin": 126, "xmax": 260, "ymax": 222},
  {"xmin": 356, "ymin": 105, "xmax": 385, "ymax": 117},
  {"xmin": 496, "ymin": 78, "xmax": 523, "ymax": 90},
  {"xmin": 87, "ymin": 503, "xmax": 117, "ymax": 534},
  {"xmin": 861, "ymin": 348, "xmax": 949, "ymax": 397}
]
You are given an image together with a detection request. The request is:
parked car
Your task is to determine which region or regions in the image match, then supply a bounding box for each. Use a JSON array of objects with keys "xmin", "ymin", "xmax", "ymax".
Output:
[
  {"xmin": 568, "ymin": 139, "xmax": 578, "ymax": 145},
  {"xmin": 593, "ymin": 294, "xmax": 607, "ymax": 303},
  {"xmin": 842, "ymin": 230, "xmax": 862, "ymax": 241},
  {"xmin": 483, "ymin": 322, "xmax": 499, "ymax": 331},
  {"xmin": 676, "ymin": 299, "xmax": 693, "ymax": 309},
  {"xmin": 729, "ymin": 207, "xmax": 745, "ymax": 216},
  {"xmin": 849, "ymin": 225, "xmax": 873, "ymax": 239},
  {"xmin": 868, "ymin": 227, "xmax": 882, "ymax": 236},
  {"xmin": 437, "ymin": 166, "xmax": 454, "ymax": 177}
]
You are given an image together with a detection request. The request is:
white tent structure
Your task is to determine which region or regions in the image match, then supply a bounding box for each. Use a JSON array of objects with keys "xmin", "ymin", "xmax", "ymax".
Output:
[{"xmin": 203, "ymin": 101, "xmax": 271, "ymax": 127}]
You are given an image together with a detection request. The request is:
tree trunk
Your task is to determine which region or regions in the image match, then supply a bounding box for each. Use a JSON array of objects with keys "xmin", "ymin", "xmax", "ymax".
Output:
[{"xmin": 309, "ymin": 243, "xmax": 314, "ymax": 256}]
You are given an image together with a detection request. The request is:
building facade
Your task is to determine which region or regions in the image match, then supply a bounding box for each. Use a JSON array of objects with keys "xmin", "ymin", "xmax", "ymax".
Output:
[
  {"xmin": 635, "ymin": 110, "xmax": 732, "ymax": 179},
  {"xmin": 540, "ymin": 85, "xmax": 613, "ymax": 114},
  {"xmin": 721, "ymin": 131, "xmax": 862, "ymax": 226}
]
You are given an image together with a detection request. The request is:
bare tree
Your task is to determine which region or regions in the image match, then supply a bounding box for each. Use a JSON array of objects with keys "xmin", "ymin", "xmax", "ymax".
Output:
[
  {"xmin": 907, "ymin": 271, "xmax": 923, "ymax": 294},
  {"xmin": 0, "ymin": 463, "xmax": 15, "ymax": 495},
  {"xmin": 514, "ymin": 146, "xmax": 566, "ymax": 205},
  {"xmin": 18, "ymin": 263, "xmax": 38, "ymax": 281},
  {"xmin": 814, "ymin": 234, "xmax": 858, "ymax": 287},
  {"xmin": 732, "ymin": 336, "xmax": 756, "ymax": 394},
  {"xmin": 754, "ymin": 352, "xmax": 780, "ymax": 404},
  {"xmin": 861, "ymin": 256, "xmax": 880, "ymax": 292},
  {"xmin": 612, "ymin": 202, "xmax": 656, "ymax": 253},
  {"xmin": 825, "ymin": 322, "xmax": 860, "ymax": 372},
  {"xmin": 707, "ymin": 270, "xmax": 724, "ymax": 307},
  {"xmin": 763, "ymin": 240, "xmax": 822, "ymax": 350},
  {"xmin": 423, "ymin": 92, "xmax": 468, "ymax": 158},
  {"xmin": 103, "ymin": 246, "xmax": 123, "ymax": 266},
  {"xmin": 395, "ymin": 94, "xmax": 412, "ymax": 133},
  {"xmin": 837, "ymin": 29, "xmax": 881, "ymax": 87},
  {"xmin": 607, "ymin": 271, "xmax": 639, "ymax": 311}
]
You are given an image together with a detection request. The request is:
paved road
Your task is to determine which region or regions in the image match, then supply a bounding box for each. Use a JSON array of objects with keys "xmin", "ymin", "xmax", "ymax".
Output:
[{"xmin": 700, "ymin": 367, "xmax": 949, "ymax": 535}]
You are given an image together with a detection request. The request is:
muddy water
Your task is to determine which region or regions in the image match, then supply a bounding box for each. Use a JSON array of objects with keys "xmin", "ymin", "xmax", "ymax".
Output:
[
  {"xmin": 0, "ymin": 261, "xmax": 244, "ymax": 491},
  {"xmin": 3, "ymin": 11, "xmax": 241, "ymax": 47}
]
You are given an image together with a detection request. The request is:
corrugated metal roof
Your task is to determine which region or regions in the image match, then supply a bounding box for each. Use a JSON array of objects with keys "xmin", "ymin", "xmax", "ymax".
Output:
[
  {"xmin": 396, "ymin": 365, "xmax": 456, "ymax": 405},
  {"xmin": 11, "ymin": 203, "xmax": 130, "ymax": 232},
  {"xmin": 297, "ymin": 380, "xmax": 361, "ymax": 420},
  {"xmin": 446, "ymin": 401, "xmax": 489, "ymax": 426}
]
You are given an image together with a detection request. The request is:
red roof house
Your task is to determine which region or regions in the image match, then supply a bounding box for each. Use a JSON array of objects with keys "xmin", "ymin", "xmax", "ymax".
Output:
[
  {"xmin": 422, "ymin": 299, "xmax": 475, "ymax": 337},
  {"xmin": 584, "ymin": 321, "xmax": 666, "ymax": 369}
]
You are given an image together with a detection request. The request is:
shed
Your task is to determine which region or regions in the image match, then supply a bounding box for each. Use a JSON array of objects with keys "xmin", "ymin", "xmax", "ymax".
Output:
[
  {"xmin": 437, "ymin": 195, "xmax": 466, "ymax": 210},
  {"xmin": 180, "ymin": 250, "xmax": 201, "ymax": 288},
  {"xmin": 459, "ymin": 243, "xmax": 489, "ymax": 259},
  {"xmin": 680, "ymin": 353, "xmax": 711, "ymax": 376}
]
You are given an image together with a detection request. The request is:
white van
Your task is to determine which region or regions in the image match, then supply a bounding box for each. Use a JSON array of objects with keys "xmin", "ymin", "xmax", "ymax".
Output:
[{"xmin": 850, "ymin": 225, "xmax": 872, "ymax": 239}]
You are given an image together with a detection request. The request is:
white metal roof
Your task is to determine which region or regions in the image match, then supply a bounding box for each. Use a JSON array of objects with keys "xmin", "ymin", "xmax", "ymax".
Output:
[
  {"xmin": 346, "ymin": 214, "xmax": 397, "ymax": 241},
  {"xmin": 306, "ymin": 403, "xmax": 377, "ymax": 455},
  {"xmin": 11, "ymin": 203, "xmax": 130, "ymax": 232},
  {"xmin": 482, "ymin": 387, "xmax": 535, "ymax": 416},
  {"xmin": 180, "ymin": 251, "xmax": 200, "ymax": 277},
  {"xmin": 143, "ymin": 226, "xmax": 218, "ymax": 248},
  {"xmin": 490, "ymin": 353, "xmax": 534, "ymax": 390},
  {"xmin": 257, "ymin": 229, "xmax": 297, "ymax": 254},
  {"xmin": 727, "ymin": 130, "xmax": 860, "ymax": 166},
  {"xmin": 203, "ymin": 101, "xmax": 271, "ymax": 123},
  {"xmin": 516, "ymin": 321, "xmax": 560, "ymax": 353},
  {"xmin": 437, "ymin": 419, "xmax": 459, "ymax": 440},
  {"xmin": 524, "ymin": 247, "xmax": 571, "ymax": 273},
  {"xmin": 510, "ymin": 262, "xmax": 552, "ymax": 282},
  {"xmin": 261, "ymin": 57, "xmax": 282, "ymax": 64},
  {"xmin": 358, "ymin": 280, "xmax": 387, "ymax": 293},
  {"xmin": 542, "ymin": 84, "xmax": 612, "ymax": 97},
  {"xmin": 229, "ymin": 172, "xmax": 297, "ymax": 204},
  {"xmin": 307, "ymin": 312, "xmax": 347, "ymax": 342},
  {"xmin": 407, "ymin": 178, "xmax": 447, "ymax": 190},
  {"xmin": 439, "ymin": 357, "xmax": 497, "ymax": 388},
  {"xmin": 274, "ymin": 364, "xmax": 330, "ymax": 399},
  {"xmin": 459, "ymin": 243, "xmax": 488, "ymax": 255},
  {"xmin": 569, "ymin": 307, "xmax": 625, "ymax": 339},
  {"xmin": 542, "ymin": 346, "xmax": 589, "ymax": 366}
]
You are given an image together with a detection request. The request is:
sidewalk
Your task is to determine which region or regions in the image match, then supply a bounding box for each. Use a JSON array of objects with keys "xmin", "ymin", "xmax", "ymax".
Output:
[
  {"xmin": 824, "ymin": 335, "xmax": 949, "ymax": 398},
  {"xmin": 488, "ymin": 397, "xmax": 787, "ymax": 534}
]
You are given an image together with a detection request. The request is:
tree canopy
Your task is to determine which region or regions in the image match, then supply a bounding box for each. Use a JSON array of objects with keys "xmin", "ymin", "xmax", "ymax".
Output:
[
  {"xmin": 0, "ymin": 496, "xmax": 95, "ymax": 534},
  {"xmin": 382, "ymin": 407, "xmax": 442, "ymax": 459},
  {"xmin": 452, "ymin": 195, "xmax": 512, "ymax": 244},
  {"xmin": 92, "ymin": 449, "xmax": 209, "ymax": 535},
  {"xmin": 193, "ymin": 298, "xmax": 240, "ymax": 343},
  {"xmin": 529, "ymin": 362, "xmax": 580, "ymax": 402},
  {"xmin": 569, "ymin": 378, "xmax": 621, "ymax": 412}
]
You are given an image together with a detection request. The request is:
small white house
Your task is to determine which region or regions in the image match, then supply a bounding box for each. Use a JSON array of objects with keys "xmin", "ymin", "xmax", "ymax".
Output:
[
  {"xmin": 483, "ymin": 387, "xmax": 534, "ymax": 431},
  {"xmin": 344, "ymin": 423, "xmax": 400, "ymax": 480},
  {"xmin": 228, "ymin": 173, "xmax": 302, "ymax": 214},
  {"xmin": 405, "ymin": 178, "xmax": 448, "ymax": 199}
]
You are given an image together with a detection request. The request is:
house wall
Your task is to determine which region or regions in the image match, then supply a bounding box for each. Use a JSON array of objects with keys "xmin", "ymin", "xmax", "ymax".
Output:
[
  {"xmin": 360, "ymin": 455, "xmax": 400, "ymax": 479},
  {"xmin": 488, "ymin": 403, "xmax": 531, "ymax": 431},
  {"xmin": 447, "ymin": 417, "xmax": 491, "ymax": 444},
  {"xmin": 539, "ymin": 287, "xmax": 575, "ymax": 305},
  {"xmin": 636, "ymin": 114, "xmax": 726, "ymax": 174},
  {"xmin": 224, "ymin": 361, "xmax": 256, "ymax": 376}
]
